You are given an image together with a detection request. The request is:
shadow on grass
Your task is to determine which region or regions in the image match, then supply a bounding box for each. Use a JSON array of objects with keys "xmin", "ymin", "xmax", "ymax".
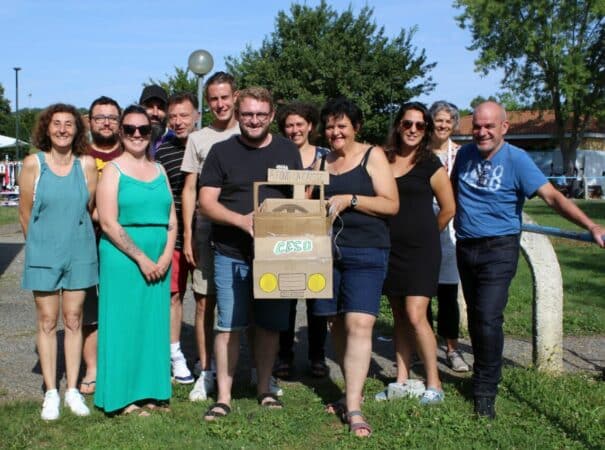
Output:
[{"xmin": 504, "ymin": 373, "xmax": 602, "ymax": 450}]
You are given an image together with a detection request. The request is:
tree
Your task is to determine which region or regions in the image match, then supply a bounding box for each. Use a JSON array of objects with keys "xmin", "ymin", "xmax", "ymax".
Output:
[
  {"xmin": 0, "ymin": 83, "xmax": 12, "ymax": 135},
  {"xmin": 225, "ymin": 0, "xmax": 436, "ymax": 144},
  {"xmin": 455, "ymin": 0, "xmax": 605, "ymax": 174},
  {"xmin": 147, "ymin": 67, "xmax": 215, "ymax": 124}
]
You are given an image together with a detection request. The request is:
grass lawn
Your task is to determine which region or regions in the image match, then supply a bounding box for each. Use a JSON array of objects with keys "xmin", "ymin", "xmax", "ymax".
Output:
[
  {"xmin": 508, "ymin": 199, "xmax": 605, "ymax": 335},
  {"xmin": 0, "ymin": 207, "xmax": 18, "ymax": 226},
  {"xmin": 1, "ymin": 370, "xmax": 602, "ymax": 449},
  {"xmin": 379, "ymin": 199, "xmax": 605, "ymax": 337}
]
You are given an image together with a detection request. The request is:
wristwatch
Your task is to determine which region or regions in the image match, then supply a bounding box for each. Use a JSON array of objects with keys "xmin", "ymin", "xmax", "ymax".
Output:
[{"xmin": 350, "ymin": 194, "xmax": 358, "ymax": 208}]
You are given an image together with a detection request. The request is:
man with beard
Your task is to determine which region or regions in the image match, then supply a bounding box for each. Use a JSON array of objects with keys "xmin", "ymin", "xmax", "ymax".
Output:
[
  {"xmin": 452, "ymin": 101, "xmax": 604, "ymax": 419},
  {"xmin": 80, "ymin": 96, "xmax": 123, "ymax": 395},
  {"xmin": 199, "ymin": 87, "xmax": 302, "ymax": 420},
  {"xmin": 155, "ymin": 92, "xmax": 200, "ymax": 385},
  {"xmin": 139, "ymin": 84, "xmax": 174, "ymax": 159},
  {"xmin": 180, "ymin": 72, "xmax": 241, "ymax": 401}
]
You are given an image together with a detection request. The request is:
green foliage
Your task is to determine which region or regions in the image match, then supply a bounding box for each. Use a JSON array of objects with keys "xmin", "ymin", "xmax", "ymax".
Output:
[
  {"xmin": 147, "ymin": 67, "xmax": 198, "ymax": 96},
  {"xmin": 455, "ymin": 0, "xmax": 605, "ymax": 173},
  {"xmin": 225, "ymin": 0, "xmax": 436, "ymax": 144},
  {"xmin": 146, "ymin": 68, "xmax": 215, "ymax": 125},
  {"xmin": 1, "ymin": 372, "xmax": 603, "ymax": 448}
]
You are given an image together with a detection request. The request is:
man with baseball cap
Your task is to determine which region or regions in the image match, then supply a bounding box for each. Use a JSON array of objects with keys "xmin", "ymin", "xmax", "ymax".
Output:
[{"xmin": 139, "ymin": 84, "xmax": 174, "ymax": 159}]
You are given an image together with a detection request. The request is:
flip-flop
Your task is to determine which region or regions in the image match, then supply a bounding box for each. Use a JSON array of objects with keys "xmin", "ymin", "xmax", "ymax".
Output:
[
  {"xmin": 143, "ymin": 402, "xmax": 171, "ymax": 413},
  {"xmin": 346, "ymin": 410, "xmax": 372, "ymax": 438},
  {"xmin": 204, "ymin": 402, "xmax": 231, "ymax": 421},
  {"xmin": 122, "ymin": 404, "xmax": 150, "ymax": 417},
  {"xmin": 79, "ymin": 380, "xmax": 96, "ymax": 395},
  {"xmin": 258, "ymin": 393, "xmax": 283, "ymax": 409},
  {"xmin": 325, "ymin": 397, "xmax": 346, "ymax": 417}
]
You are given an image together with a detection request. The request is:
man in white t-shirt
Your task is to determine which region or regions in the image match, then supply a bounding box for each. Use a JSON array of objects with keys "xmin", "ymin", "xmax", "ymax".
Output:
[{"xmin": 180, "ymin": 72, "xmax": 240, "ymax": 401}]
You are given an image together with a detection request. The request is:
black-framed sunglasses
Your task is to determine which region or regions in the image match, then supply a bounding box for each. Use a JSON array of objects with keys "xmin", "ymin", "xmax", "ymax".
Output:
[
  {"xmin": 122, "ymin": 124, "xmax": 152, "ymax": 137},
  {"xmin": 400, "ymin": 120, "xmax": 426, "ymax": 131},
  {"xmin": 477, "ymin": 160, "xmax": 493, "ymax": 187}
]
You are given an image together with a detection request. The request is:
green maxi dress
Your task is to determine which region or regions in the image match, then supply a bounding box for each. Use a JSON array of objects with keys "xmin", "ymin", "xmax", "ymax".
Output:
[{"xmin": 95, "ymin": 165, "xmax": 172, "ymax": 413}]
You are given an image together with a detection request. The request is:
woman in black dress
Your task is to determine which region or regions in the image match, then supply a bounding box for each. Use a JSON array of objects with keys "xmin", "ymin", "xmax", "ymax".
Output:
[{"xmin": 381, "ymin": 102, "xmax": 455, "ymax": 405}]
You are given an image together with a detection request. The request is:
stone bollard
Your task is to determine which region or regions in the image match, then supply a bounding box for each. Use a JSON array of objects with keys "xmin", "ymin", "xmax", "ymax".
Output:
[{"xmin": 520, "ymin": 213, "xmax": 564, "ymax": 373}]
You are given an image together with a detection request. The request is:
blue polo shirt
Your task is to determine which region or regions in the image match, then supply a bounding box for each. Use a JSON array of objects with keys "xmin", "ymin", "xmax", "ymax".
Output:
[{"xmin": 452, "ymin": 142, "xmax": 547, "ymax": 239}]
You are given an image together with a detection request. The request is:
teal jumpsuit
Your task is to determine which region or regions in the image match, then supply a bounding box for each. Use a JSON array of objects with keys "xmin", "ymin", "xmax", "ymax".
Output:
[{"xmin": 22, "ymin": 152, "xmax": 98, "ymax": 291}]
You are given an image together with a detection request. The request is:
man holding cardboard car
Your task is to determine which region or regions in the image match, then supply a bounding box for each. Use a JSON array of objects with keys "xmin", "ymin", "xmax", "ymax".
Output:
[{"xmin": 198, "ymin": 87, "xmax": 302, "ymax": 420}]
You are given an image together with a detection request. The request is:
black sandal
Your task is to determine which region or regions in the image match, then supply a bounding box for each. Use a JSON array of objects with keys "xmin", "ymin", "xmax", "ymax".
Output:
[
  {"xmin": 310, "ymin": 360, "xmax": 329, "ymax": 378},
  {"xmin": 273, "ymin": 360, "xmax": 293, "ymax": 379},
  {"xmin": 257, "ymin": 393, "xmax": 284, "ymax": 409},
  {"xmin": 204, "ymin": 402, "xmax": 231, "ymax": 421}
]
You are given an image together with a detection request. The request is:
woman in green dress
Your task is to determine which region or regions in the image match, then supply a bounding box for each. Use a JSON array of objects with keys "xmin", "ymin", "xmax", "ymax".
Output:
[{"xmin": 95, "ymin": 104, "xmax": 177, "ymax": 415}]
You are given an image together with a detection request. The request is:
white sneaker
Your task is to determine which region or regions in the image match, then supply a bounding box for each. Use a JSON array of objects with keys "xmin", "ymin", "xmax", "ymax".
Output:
[
  {"xmin": 447, "ymin": 350, "xmax": 470, "ymax": 372},
  {"xmin": 171, "ymin": 353, "xmax": 194, "ymax": 384},
  {"xmin": 189, "ymin": 370, "xmax": 216, "ymax": 402},
  {"xmin": 193, "ymin": 358, "xmax": 216, "ymax": 377},
  {"xmin": 64, "ymin": 388, "xmax": 90, "ymax": 416},
  {"xmin": 41, "ymin": 389, "xmax": 60, "ymax": 421},
  {"xmin": 375, "ymin": 379, "xmax": 426, "ymax": 401},
  {"xmin": 250, "ymin": 368, "xmax": 283, "ymax": 397}
]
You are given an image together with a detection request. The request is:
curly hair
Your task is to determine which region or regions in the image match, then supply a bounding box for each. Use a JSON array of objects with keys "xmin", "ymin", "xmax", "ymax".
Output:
[
  {"xmin": 385, "ymin": 102, "xmax": 435, "ymax": 164},
  {"xmin": 32, "ymin": 103, "xmax": 88, "ymax": 155},
  {"xmin": 276, "ymin": 101, "xmax": 320, "ymax": 135}
]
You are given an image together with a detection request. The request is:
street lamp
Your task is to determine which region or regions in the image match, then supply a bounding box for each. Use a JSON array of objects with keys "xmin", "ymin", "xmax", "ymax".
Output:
[
  {"xmin": 13, "ymin": 67, "xmax": 21, "ymax": 160},
  {"xmin": 188, "ymin": 50, "xmax": 214, "ymax": 129}
]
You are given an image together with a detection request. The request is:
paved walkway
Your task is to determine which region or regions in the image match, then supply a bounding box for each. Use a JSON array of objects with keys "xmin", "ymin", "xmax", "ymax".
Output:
[{"xmin": 0, "ymin": 223, "xmax": 603, "ymax": 403}]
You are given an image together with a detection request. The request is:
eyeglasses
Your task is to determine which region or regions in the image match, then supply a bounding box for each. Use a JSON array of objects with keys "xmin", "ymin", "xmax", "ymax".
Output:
[
  {"xmin": 122, "ymin": 124, "xmax": 152, "ymax": 137},
  {"xmin": 91, "ymin": 115, "xmax": 119, "ymax": 124},
  {"xmin": 239, "ymin": 111, "xmax": 271, "ymax": 122},
  {"xmin": 400, "ymin": 120, "xmax": 426, "ymax": 131},
  {"xmin": 477, "ymin": 160, "xmax": 492, "ymax": 187}
]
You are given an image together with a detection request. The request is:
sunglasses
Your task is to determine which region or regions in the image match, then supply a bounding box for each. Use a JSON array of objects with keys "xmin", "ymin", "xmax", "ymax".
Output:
[
  {"xmin": 122, "ymin": 124, "xmax": 152, "ymax": 137},
  {"xmin": 477, "ymin": 160, "xmax": 493, "ymax": 187},
  {"xmin": 400, "ymin": 120, "xmax": 427, "ymax": 131}
]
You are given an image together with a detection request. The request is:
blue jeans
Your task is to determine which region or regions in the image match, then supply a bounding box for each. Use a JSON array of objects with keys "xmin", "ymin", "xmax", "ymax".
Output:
[
  {"xmin": 214, "ymin": 251, "xmax": 293, "ymax": 332},
  {"xmin": 456, "ymin": 235, "xmax": 520, "ymax": 398},
  {"xmin": 313, "ymin": 247, "xmax": 389, "ymax": 317}
]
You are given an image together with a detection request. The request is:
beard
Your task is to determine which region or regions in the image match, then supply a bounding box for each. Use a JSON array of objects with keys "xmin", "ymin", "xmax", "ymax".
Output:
[
  {"xmin": 241, "ymin": 125, "xmax": 271, "ymax": 145},
  {"xmin": 91, "ymin": 130, "xmax": 119, "ymax": 147},
  {"xmin": 150, "ymin": 115, "xmax": 168, "ymax": 142}
]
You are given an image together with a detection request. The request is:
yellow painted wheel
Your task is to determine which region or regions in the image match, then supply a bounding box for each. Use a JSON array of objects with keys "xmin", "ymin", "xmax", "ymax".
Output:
[
  {"xmin": 308, "ymin": 273, "xmax": 326, "ymax": 293},
  {"xmin": 259, "ymin": 273, "xmax": 278, "ymax": 293}
]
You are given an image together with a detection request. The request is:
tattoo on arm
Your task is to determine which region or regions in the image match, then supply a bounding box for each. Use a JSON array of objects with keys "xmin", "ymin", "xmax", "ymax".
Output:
[{"xmin": 118, "ymin": 228, "xmax": 142, "ymax": 258}]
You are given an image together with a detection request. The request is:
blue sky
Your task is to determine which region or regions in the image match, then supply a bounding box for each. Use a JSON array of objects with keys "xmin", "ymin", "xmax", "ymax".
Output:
[{"xmin": 0, "ymin": 0, "xmax": 503, "ymax": 113}]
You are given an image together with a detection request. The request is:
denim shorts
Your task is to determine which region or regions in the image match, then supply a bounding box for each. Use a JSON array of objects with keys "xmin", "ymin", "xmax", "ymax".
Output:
[
  {"xmin": 214, "ymin": 251, "xmax": 293, "ymax": 332},
  {"xmin": 313, "ymin": 246, "xmax": 389, "ymax": 317}
]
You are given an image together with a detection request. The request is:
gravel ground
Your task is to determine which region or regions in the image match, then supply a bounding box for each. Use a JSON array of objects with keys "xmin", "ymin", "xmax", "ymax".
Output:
[{"xmin": 1, "ymin": 223, "xmax": 602, "ymax": 404}]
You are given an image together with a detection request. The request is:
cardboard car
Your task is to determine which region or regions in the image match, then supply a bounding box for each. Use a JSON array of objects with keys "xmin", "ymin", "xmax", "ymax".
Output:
[{"xmin": 253, "ymin": 168, "xmax": 332, "ymax": 299}]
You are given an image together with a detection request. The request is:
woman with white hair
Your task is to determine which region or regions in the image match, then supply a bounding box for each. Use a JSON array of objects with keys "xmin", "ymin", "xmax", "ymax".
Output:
[{"xmin": 428, "ymin": 101, "xmax": 470, "ymax": 372}]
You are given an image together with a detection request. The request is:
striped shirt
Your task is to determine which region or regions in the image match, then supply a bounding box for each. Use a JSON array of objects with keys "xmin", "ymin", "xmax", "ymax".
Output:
[{"xmin": 155, "ymin": 136, "xmax": 186, "ymax": 250}]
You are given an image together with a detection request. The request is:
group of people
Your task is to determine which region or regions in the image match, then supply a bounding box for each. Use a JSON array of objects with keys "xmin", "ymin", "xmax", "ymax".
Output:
[{"xmin": 19, "ymin": 71, "xmax": 604, "ymax": 437}]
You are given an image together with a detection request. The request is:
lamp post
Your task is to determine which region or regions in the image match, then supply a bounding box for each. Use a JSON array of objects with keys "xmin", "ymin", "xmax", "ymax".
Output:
[
  {"xmin": 187, "ymin": 50, "xmax": 214, "ymax": 129},
  {"xmin": 13, "ymin": 67, "xmax": 21, "ymax": 160}
]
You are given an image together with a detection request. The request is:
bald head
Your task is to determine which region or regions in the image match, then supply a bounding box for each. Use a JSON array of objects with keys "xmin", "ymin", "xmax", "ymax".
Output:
[{"xmin": 472, "ymin": 101, "xmax": 509, "ymax": 156}]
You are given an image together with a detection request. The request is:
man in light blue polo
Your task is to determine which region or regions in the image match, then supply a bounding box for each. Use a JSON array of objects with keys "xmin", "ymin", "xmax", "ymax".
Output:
[{"xmin": 452, "ymin": 101, "xmax": 604, "ymax": 419}]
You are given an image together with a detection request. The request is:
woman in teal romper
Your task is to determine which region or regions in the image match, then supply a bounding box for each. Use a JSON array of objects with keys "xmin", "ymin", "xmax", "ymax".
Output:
[
  {"xmin": 95, "ymin": 105, "xmax": 176, "ymax": 416},
  {"xmin": 19, "ymin": 104, "xmax": 98, "ymax": 421}
]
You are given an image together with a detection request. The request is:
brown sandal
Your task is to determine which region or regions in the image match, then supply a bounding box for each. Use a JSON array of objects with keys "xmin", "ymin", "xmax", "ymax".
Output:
[
  {"xmin": 204, "ymin": 402, "xmax": 231, "ymax": 421},
  {"xmin": 346, "ymin": 410, "xmax": 372, "ymax": 438},
  {"xmin": 258, "ymin": 393, "xmax": 283, "ymax": 409}
]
